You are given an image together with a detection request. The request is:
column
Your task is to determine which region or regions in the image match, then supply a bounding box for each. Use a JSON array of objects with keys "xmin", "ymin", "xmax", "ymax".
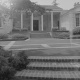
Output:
[
  {"xmin": 51, "ymin": 11, "xmax": 53, "ymax": 30},
  {"xmin": 31, "ymin": 13, "xmax": 33, "ymax": 31},
  {"xmin": 21, "ymin": 11, "xmax": 23, "ymax": 29},
  {"xmin": 41, "ymin": 15, "xmax": 43, "ymax": 31}
]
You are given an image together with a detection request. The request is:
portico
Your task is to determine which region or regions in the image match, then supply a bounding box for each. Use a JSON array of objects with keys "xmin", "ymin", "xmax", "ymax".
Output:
[{"xmin": 30, "ymin": 11, "xmax": 61, "ymax": 31}]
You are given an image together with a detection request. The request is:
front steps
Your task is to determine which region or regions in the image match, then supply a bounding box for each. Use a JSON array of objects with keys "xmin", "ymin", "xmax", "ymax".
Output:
[
  {"xmin": 15, "ymin": 56, "xmax": 80, "ymax": 80},
  {"xmin": 30, "ymin": 31, "xmax": 52, "ymax": 38}
]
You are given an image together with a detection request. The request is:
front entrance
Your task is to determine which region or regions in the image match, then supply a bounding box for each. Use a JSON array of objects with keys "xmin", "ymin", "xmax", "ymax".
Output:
[{"xmin": 33, "ymin": 20, "xmax": 39, "ymax": 31}]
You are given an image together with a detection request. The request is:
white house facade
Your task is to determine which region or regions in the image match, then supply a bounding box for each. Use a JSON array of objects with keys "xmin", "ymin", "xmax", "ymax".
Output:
[{"xmin": 0, "ymin": 2, "xmax": 80, "ymax": 33}]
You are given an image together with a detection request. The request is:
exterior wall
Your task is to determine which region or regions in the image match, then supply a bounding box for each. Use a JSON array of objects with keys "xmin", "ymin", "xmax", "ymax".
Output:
[
  {"xmin": 23, "ymin": 13, "xmax": 30, "ymax": 30},
  {"xmin": 60, "ymin": 11, "xmax": 74, "ymax": 31},
  {"xmin": 0, "ymin": 14, "xmax": 13, "ymax": 34},
  {"xmin": 60, "ymin": 6, "xmax": 80, "ymax": 31},
  {"xmin": 43, "ymin": 13, "xmax": 51, "ymax": 31},
  {"xmin": 53, "ymin": 13, "xmax": 60, "ymax": 29}
]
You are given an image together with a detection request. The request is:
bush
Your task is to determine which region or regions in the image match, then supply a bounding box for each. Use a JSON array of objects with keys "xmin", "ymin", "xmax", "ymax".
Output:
[
  {"xmin": 73, "ymin": 27, "xmax": 80, "ymax": 35},
  {"xmin": 0, "ymin": 34, "xmax": 8, "ymax": 39},
  {"xmin": 0, "ymin": 46, "xmax": 16, "ymax": 80},
  {"xmin": 0, "ymin": 66, "xmax": 16, "ymax": 80},
  {"xmin": 58, "ymin": 32, "xmax": 70, "ymax": 39},
  {"xmin": 52, "ymin": 27, "xmax": 58, "ymax": 31},
  {"xmin": 8, "ymin": 51, "xmax": 29, "ymax": 71},
  {"xmin": 12, "ymin": 29, "xmax": 20, "ymax": 32},
  {"xmin": 12, "ymin": 34, "xmax": 27, "ymax": 40},
  {"xmin": 21, "ymin": 29, "xmax": 28, "ymax": 32},
  {"xmin": 59, "ymin": 27, "xmax": 67, "ymax": 31},
  {"xmin": 0, "ymin": 46, "xmax": 12, "ymax": 58},
  {"xmin": 0, "ymin": 56, "xmax": 16, "ymax": 80}
]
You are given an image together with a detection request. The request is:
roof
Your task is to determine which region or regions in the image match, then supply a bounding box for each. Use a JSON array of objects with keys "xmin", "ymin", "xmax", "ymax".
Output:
[
  {"xmin": 41, "ymin": 5, "xmax": 63, "ymax": 11},
  {"xmin": 62, "ymin": 4, "xmax": 80, "ymax": 15}
]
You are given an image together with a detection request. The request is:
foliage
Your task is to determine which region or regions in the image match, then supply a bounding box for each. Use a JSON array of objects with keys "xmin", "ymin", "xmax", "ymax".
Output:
[
  {"xmin": 8, "ymin": 51, "xmax": 29, "ymax": 71},
  {"xmin": 9, "ymin": 0, "xmax": 45, "ymax": 14},
  {"xmin": 12, "ymin": 29, "xmax": 20, "ymax": 32},
  {"xmin": 58, "ymin": 32, "xmax": 70, "ymax": 39},
  {"xmin": 0, "ymin": 46, "xmax": 29, "ymax": 80},
  {"xmin": 59, "ymin": 27, "xmax": 67, "ymax": 31},
  {"xmin": 73, "ymin": 27, "xmax": 80, "ymax": 35},
  {"xmin": 0, "ymin": 46, "xmax": 12, "ymax": 58},
  {"xmin": 12, "ymin": 28, "xmax": 28, "ymax": 32},
  {"xmin": 0, "ymin": 34, "xmax": 8, "ymax": 39},
  {"xmin": 0, "ymin": 46, "xmax": 16, "ymax": 80},
  {"xmin": 12, "ymin": 34, "xmax": 28, "ymax": 40},
  {"xmin": 0, "ymin": 56, "xmax": 8, "ymax": 68},
  {"xmin": 52, "ymin": 27, "xmax": 58, "ymax": 31},
  {"xmin": 0, "ymin": 66, "xmax": 16, "ymax": 80}
]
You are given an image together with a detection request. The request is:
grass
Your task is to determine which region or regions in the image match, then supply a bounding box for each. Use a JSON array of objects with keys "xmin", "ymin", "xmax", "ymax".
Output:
[{"xmin": 12, "ymin": 47, "xmax": 80, "ymax": 56}]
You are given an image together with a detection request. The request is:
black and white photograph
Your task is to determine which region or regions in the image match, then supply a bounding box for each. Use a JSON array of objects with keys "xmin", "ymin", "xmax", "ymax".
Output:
[{"xmin": 0, "ymin": 0, "xmax": 80, "ymax": 80}]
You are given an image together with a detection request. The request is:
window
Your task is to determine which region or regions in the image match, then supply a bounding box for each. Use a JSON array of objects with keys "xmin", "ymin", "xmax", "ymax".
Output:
[{"xmin": 76, "ymin": 13, "xmax": 80, "ymax": 27}]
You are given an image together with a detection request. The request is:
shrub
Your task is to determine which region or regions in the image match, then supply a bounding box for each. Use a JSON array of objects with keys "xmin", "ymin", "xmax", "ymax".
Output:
[
  {"xmin": 8, "ymin": 51, "xmax": 29, "ymax": 71},
  {"xmin": 59, "ymin": 27, "xmax": 67, "ymax": 31},
  {"xmin": 52, "ymin": 27, "xmax": 58, "ymax": 31},
  {"xmin": 0, "ymin": 46, "xmax": 12, "ymax": 58},
  {"xmin": 21, "ymin": 29, "xmax": 28, "ymax": 32},
  {"xmin": 0, "ymin": 66, "xmax": 16, "ymax": 80},
  {"xmin": 0, "ymin": 46, "xmax": 16, "ymax": 80},
  {"xmin": 73, "ymin": 27, "xmax": 80, "ymax": 35},
  {"xmin": 0, "ymin": 34, "xmax": 8, "ymax": 39},
  {"xmin": 58, "ymin": 32, "xmax": 70, "ymax": 39},
  {"xmin": 12, "ymin": 34, "xmax": 27, "ymax": 40},
  {"xmin": 12, "ymin": 29, "xmax": 20, "ymax": 32},
  {"xmin": 0, "ymin": 56, "xmax": 8, "ymax": 68}
]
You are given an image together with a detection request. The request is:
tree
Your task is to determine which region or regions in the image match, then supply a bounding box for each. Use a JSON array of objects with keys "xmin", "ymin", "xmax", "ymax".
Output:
[
  {"xmin": 9, "ymin": 0, "xmax": 45, "ymax": 29},
  {"xmin": 9, "ymin": 0, "xmax": 45, "ymax": 14}
]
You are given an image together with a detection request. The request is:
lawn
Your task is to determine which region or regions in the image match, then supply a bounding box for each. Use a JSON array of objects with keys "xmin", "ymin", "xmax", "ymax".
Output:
[
  {"xmin": 12, "ymin": 47, "xmax": 80, "ymax": 56},
  {"xmin": 9, "ymin": 38, "xmax": 80, "ymax": 56}
]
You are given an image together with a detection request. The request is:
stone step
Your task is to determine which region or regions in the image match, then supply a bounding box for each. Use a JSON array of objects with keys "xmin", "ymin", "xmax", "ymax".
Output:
[
  {"xmin": 15, "ymin": 70, "xmax": 80, "ymax": 79},
  {"xmin": 28, "ymin": 56, "xmax": 80, "ymax": 62},
  {"xmin": 28, "ymin": 62, "xmax": 80, "ymax": 68},
  {"xmin": 15, "ymin": 56, "xmax": 80, "ymax": 80}
]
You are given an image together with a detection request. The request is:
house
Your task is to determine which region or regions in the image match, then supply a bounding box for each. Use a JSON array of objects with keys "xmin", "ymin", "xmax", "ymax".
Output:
[
  {"xmin": 0, "ymin": 4, "xmax": 13, "ymax": 34},
  {"xmin": 0, "ymin": 2, "xmax": 80, "ymax": 33}
]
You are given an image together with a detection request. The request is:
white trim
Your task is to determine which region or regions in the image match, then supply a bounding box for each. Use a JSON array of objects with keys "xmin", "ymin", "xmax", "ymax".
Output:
[
  {"xmin": 31, "ymin": 13, "xmax": 33, "ymax": 31},
  {"xmin": 51, "ymin": 12, "xmax": 53, "ymax": 30},
  {"xmin": 21, "ymin": 11, "xmax": 23, "ymax": 29},
  {"xmin": 41, "ymin": 15, "xmax": 43, "ymax": 31}
]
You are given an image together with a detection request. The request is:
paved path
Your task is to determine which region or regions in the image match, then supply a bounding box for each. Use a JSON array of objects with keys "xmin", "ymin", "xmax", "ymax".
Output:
[{"xmin": 0, "ymin": 38, "xmax": 79, "ymax": 50}]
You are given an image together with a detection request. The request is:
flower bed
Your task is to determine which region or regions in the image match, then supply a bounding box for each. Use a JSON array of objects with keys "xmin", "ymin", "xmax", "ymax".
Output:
[{"xmin": 0, "ymin": 34, "xmax": 29, "ymax": 41}]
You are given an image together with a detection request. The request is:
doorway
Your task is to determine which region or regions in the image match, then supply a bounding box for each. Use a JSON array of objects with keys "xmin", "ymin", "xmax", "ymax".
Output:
[{"xmin": 33, "ymin": 20, "xmax": 39, "ymax": 31}]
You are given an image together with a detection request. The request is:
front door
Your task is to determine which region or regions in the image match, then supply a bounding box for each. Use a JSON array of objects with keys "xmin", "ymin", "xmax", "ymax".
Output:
[{"xmin": 33, "ymin": 20, "xmax": 39, "ymax": 31}]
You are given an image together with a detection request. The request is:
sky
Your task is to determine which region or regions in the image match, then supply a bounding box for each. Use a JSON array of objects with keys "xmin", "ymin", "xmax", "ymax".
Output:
[{"xmin": 31, "ymin": 0, "xmax": 80, "ymax": 10}]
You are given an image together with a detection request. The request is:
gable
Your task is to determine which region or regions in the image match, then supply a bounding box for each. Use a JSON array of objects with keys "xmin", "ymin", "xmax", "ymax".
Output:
[
  {"xmin": 41, "ymin": 5, "xmax": 63, "ymax": 11},
  {"xmin": 74, "ymin": 6, "xmax": 80, "ymax": 13},
  {"xmin": 62, "ymin": 5, "xmax": 80, "ymax": 16}
]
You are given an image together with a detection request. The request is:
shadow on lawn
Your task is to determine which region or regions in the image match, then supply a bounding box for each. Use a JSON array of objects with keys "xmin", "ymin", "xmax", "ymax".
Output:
[{"xmin": 13, "ymin": 48, "xmax": 80, "ymax": 56}]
